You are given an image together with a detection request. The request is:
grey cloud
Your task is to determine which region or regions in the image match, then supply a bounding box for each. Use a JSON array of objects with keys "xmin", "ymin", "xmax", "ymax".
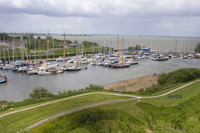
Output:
[
  {"xmin": 0, "ymin": 0, "xmax": 200, "ymax": 36},
  {"xmin": 0, "ymin": 0, "xmax": 200, "ymax": 17}
]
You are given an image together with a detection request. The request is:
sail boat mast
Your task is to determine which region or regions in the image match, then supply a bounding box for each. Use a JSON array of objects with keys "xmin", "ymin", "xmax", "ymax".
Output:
[
  {"xmin": 34, "ymin": 38, "xmax": 36, "ymax": 61},
  {"xmin": 117, "ymin": 35, "xmax": 119, "ymax": 62},
  {"xmin": 63, "ymin": 32, "xmax": 66, "ymax": 65},
  {"xmin": 122, "ymin": 36, "xmax": 124, "ymax": 64},
  {"xmin": 12, "ymin": 39, "xmax": 15, "ymax": 62},
  {"xmin": 46, "ymin": 33, "xmax": 49, "ymax": 68},
  {"xmin": 38, "ymin": 39, "xmax": 41, "ymax": 60},
  {"xmin": 7, "ymin": 39, "xmax": 10, "ymax": 62}
]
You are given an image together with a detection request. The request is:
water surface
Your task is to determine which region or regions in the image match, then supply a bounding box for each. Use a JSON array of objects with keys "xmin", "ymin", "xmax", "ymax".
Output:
[{"xmin": 0, "ymin": 58, "xmax": 199, "ymax": 101}]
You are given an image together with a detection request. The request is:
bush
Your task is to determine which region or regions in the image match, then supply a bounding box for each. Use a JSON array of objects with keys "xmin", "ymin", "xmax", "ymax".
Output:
[
  {"xmin": 195, "ymin": 42, "xmax": 200, "ymax": 53},
  {"xmin": 158, "ymin": 68, "xmax": 200, "ymax": 85},
  {"xmin": 85, "ymin": 84, "xmax": 103, "ymax": 91},
  {"xmin": 139, "ymin": 68, "xmax": 200, "ymax": 94},
  {"xmin": 29, "ymin": 87, "xmax": 54, "ymax": 99}
]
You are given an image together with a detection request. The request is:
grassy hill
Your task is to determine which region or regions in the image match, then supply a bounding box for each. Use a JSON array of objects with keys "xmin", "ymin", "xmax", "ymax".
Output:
[
  {"xmin": 0, "ymin": 94, "xmax": 131, "ymax": 133},
  {"xmin": 0, "ymin": 68, "xmax": 200, "ymax": 133},
  {"xmin": 28, "ymin": 80, "xmax": 200, "ymax": 133}
]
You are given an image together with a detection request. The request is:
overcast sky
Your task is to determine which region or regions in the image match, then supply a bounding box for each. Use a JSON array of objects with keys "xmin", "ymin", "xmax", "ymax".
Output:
[{"xmin": 0, "ymin": 0, "xmax": 200, "ymax": 36}]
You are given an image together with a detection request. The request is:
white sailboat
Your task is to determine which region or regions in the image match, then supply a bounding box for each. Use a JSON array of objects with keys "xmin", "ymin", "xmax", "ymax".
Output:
[{"xmin": 38, "ymin": 33, "xmax": 51, "ymax": 75}]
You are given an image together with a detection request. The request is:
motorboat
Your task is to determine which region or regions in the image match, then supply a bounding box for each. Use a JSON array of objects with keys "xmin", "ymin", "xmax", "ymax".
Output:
[
  {"xmin": 56, "ymin": 57, "xmax": 65, "ymax": 62},
  {"xmin": 0, "ymin": 75, "xmax": 7, "ymax": 84},
  {"xmin": 66, "ymin": 65, "xmax": 81, "ymax": 71}
]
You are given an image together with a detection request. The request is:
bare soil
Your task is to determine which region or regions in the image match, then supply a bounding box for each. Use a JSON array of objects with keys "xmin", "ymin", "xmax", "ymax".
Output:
[{"xmin": 104, "ymin": 75, "xmax": 158, "ymax": 92}]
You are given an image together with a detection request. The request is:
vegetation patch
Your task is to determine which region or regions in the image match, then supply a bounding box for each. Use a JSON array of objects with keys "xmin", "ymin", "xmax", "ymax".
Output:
[
  {"xmin": 0, "ymin": 84, "xmax": 103, "ymax": 112},
  {"xmin": 139, "ymin": 68, "xmax": 200, "ymax": 94},
  {"xmin": 29, "ymin": 107, "xmax": 145, "ymax": 133}
]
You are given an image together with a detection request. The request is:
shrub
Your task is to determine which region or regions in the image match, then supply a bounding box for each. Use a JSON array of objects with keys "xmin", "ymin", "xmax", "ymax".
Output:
[
  {"xmin": 140, "ymin": 68, "xmax": 200, "ymax": 94},
  {"xmin": 158, "ymin": 68, "xmax": 200, "ymax": 85},
  {"xmin": 29, "ymin": 87, "xmax": 54, "ymax": 99},
  {"xmin": 85, "ymin": 84, "xmax": 103, "ymax": 91}
]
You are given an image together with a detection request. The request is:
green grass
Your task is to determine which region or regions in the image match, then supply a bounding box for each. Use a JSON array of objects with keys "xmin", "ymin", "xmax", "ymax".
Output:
[
  {"xmin": 29, "ymin": 107, "xmax": 145, "ymax": 133},
  {"xmin": 28, "ymin": 80, "xmax": 200, "ymax": 133},
  {"xmin": 0, "ymin": 94, "xmax": 130, "ymax": 133},
  {"xmin": 142, "ymin": 81, "xmax": 200, "ymax": 106}
]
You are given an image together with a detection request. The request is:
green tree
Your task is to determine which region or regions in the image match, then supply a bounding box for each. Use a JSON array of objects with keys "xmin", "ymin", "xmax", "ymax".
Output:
[
  {"xmin": 195, "ymin": 42, "xmax": 200, "ymax": 53},
  {"xmin": 128, "ymin": 46, "xmax": 134, "ymax": 50},
  {"xmin": 135, "ymin": 44, "xmax": 141, "ymax": 50},
  {"xmin": 0, "ymin": 33, "xmax": 11, "ymax": 40}
]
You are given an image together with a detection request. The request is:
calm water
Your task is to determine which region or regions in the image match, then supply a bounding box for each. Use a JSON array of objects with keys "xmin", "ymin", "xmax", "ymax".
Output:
[
  {"xmin": 0, "ymin": 58, "xmax": 200, "ymax": 101},
  {"xmin": 50, "ymin": 35, "xmax": 200, "ymax": 52}
]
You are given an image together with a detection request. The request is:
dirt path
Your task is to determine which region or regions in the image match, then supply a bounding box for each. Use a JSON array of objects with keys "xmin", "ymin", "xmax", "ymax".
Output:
[{"xmin": 21, "ymin": 80, "xmax": 200, "ymax": 131}]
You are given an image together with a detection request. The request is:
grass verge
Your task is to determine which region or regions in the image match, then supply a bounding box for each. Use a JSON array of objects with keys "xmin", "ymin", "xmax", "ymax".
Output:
[{"xmin": 0, "ymin": 94, "xmax": 130, "ymax": 133}]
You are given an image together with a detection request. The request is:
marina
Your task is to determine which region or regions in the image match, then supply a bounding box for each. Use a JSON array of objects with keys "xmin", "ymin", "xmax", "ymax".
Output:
[
  {"xmin": 0, "ymin": 57, "xmax": 200, "ymax": 101},
  {"xmin": 1, "ymin": 34, "xmax": 200, "ymax": 101}
]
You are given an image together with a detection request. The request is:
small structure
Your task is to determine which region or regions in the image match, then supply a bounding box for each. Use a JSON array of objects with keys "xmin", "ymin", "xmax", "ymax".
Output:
[{"xmin": 140, "ymin": 48, "xmax": 150, "ymax": 53}]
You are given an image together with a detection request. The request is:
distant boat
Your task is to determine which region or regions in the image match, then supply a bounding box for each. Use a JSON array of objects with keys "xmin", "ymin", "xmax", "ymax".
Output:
[
  {"xmin": 112, "ymin": 36, "xmax": 130, "ymax": 68},
  {"xmin": 26, "ymin": 67, "xmax": 38, "ymax": 75},
  {"xmin": 112, "ymin": 63, "xmax": 130, "ymax": 68},
  {"xmin": 0, "ymin": 74, "xmax": 7, "ymax": 84},
  {"xmin": 151, "ymin": 55, "xmax": 169, "ymax": 61},
  {"xmin": 37, "ymin": 68, "xmax": 51, "ymax": 75},
  {"xmin": 56, "ymin": 57, "xmax": 65, "ymax": 62},
  {"xmin": 66, "ymin": 65, "xmax": 81, "ymax": 71},
  {"xmin": 125, "ymin": 60, "xmax": 138, "ymax": 65}
]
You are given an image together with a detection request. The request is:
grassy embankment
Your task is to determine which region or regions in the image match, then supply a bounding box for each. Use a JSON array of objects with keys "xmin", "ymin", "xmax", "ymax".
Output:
[
  {"xmin": 29, "ymin": 80, "xmax": 200, "ymax": 133},
  {"xmin": 0, "ymin": 94, "xmax": 131, "ymax": 133},
  {"xmin": 1, "ymin": 68, "xmax": 200, "ymax": 133},
  {"xmin": 27, "ymin": 68, "xmax": 200, "ymax": 133}
]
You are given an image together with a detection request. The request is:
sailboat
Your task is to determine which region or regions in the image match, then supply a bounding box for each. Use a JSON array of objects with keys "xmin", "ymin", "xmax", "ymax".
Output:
[
  {"xmin": 62, "ymin": 33, "xmax": 72, "ymax": 71},
  {"xmin": 112, "ymin": 36, "xmax": 130, "ymax": 68},
  {"xmin": 66, "ymin": 38, "xmax": 81, "ymax": 71},
  {"xmin": 38, "ymin": 33, "xmax": 63, "ymax": 75},
  {"xmin": 26, "ymin": 38, "xmax": 39, "ymax": 75},
  {"xmin": 38, "ymin": 33, "xmax": 51, "ymax": 75}
]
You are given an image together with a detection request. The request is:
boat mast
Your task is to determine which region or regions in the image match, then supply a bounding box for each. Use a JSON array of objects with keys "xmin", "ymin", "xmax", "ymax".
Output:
[
  {"xmin": 38, "ymin": 39, "xmax": 41, "ymax": 60},
  {"xmin": 122, "ymin": 36, "xmax": 124, "ymax": 64},
  {"xmin": 175, "ymin": 40, "xmax": 177, "ymax": 53},
  {"xmin": 34, "ymin": 38, "xmax": 36, "ymax": 61},
  {"xmin": 12, "ymin": 39, "xmax": 15, "ymax": 62},
  {"xmin": 53, "ymin": 39, "xmax": 55, "ymax": 59},
  {"xmin": 23, "ymin": 38, "xmax": 28, "ymax": 60},
  {"xmin": 63, "ymin": 32, "xmax": 66, "ymax": 65},
  {"xmin": 3, "ymin": 37, "xmax": 6, "ymax": 61},
  {"xmin": 29, "ymin": 34, "xmax": 31, "ymax": 59},
  {"xmin": 7, "ymin": 39, "xmax": 10, "ymax": 62},
  {"xmin": 0, "ymin": 46, "xmax": 1, "ymax": 61},
  {"xmin": 3, "ymin": 46, "xmax": 6, "ymax": 61},
  {"xmin": 117, "ymin": 35, "xmax": 119, "ymax": 62},
  {"xmin": 46, "ymin": 32, "xmax": 49, "ymax": 68}
]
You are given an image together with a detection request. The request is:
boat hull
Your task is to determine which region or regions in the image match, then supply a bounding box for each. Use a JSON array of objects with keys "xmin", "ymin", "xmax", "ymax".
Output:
[{"xmin": 0, "ymin": 76, "xmax": 7, "ymax": 84}]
